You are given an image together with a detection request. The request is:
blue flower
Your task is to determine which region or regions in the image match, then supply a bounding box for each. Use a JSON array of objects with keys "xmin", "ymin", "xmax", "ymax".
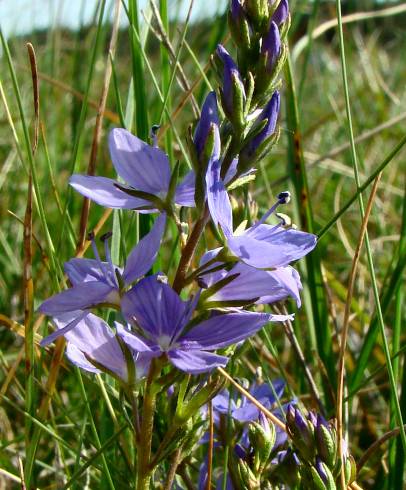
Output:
[
  {"xmin": 70, "ymin": 128, "xmax": 195, "ymax": 211},
  {"xmin": 50, "ymin": 312, "xmax": 150, "ymax": 382},
  {"xmin": 206, "ymin": 159, "xmax": 317, "ymax": 270},
  {"xmin": 39, "ymin": 214, "xmax": 166, "ymax": 346},
  {"xmin": 116, "ymin": 275, "xmax": 290, "ymax": 374}
]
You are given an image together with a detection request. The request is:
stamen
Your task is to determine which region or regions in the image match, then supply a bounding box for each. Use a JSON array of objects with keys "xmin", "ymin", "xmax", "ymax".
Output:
[
  {"xmin": 101, "ymin": 232, "xmax": 118, "ymax": 287},
  {"xmin": 150, "ymin": 124, "xmax": 160, "ymax": 148},
  {"xmin": 254, "ymin": 190, "xmax": 290, "ymax": 227},
  {"xmin": 88, "ymin": 230, "xmax": 111, "ymax": 285}
]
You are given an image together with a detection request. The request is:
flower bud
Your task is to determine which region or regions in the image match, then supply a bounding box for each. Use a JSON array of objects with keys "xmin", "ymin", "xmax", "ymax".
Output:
[
  {"xmin": 286, "ymin": 405, "xmax": 316, "ymax": 462},
  {"xmin": 246, "ymin": 0, "xmax": 270, "ymax": 31},
  {"xmin": 315, "ymin": 416, "xmax": 337, "ymax": 468},
  {"xmin": 344, "ymin": 454, "xmax": 357, "ymax": 485},
  {"xmin": 238, "ymin": 459, "xmax": 259, "ymax": 489},
  {"xmin": 270, "ymin": 0, "xmax": 289, "ymax": 25},
  {"xmin": 193, "ymin": 91, "xmax": 220, "ymax": 164},
  {"xmin": 228, "ymin": 0, "xmax": 252, "ymax": 51},
  {"xmin": 238, "ymin": 91, "xmax": 280, "ymax": 171},
  {"xmin": 310, "ymin": 458, "xmax": 337, "ymax": 490},
  {"xmin": 248, "ymin": 413, "xmax": 276, "ymax": 472},
  {"xmin": 215, "ymin": 45, "xmax": 246, "ymax": 130},
  {"xmin": 261, "ymin": 21, "xmax": 281, "ymax": 74}
]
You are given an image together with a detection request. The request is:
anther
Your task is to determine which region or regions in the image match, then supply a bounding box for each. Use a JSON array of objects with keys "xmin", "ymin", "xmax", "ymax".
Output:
[
  {"xmin": 100, "ymin": 231, "xmax": 113, "ymax": 242},
  {"xmin": 87, "ymin": 231, "xmax": 95, "ymax": 241},
  {"xmin": 150, "ymin": 124, "xmax": 160, "ymax": 147},
  {"xmin": 277, "ymin": 190, "xmax": 291, "ymax": 204}
]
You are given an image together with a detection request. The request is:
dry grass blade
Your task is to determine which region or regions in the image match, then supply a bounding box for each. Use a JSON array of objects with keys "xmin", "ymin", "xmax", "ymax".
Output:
[
  {"xmin": 26, "ymin": 43, "xmax": 39, "ymax": 153},
  {"xmin": 77, "ymin": 0, "xmax": 122, "ymax": 251},
  {"xmin": 206, "ymin": 399, "xmax": 214, "ymax": 490},
  {"xmin": 357, "ymin": 424, "xmax": 406, "ymax": 472},
  {"xmin": 149, "ymin": 0, "xmax": 200, "ymax": 117},
  {"xmin": 336, "ymin": 173, "xmax": 382, "ymax": 490},
  {"xmin": 217, "ymin": 367, "xmax": 286, "ymax": 432}
]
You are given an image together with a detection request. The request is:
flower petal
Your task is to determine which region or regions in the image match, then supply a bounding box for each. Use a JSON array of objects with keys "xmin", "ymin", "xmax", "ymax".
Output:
[
  {"xmin": 56, "ymin": 312, "xmax": 128, "ymax": 380},
  {"xmin": 227, "ymin": 225, "xmax": 316, "ymax": 269},
  {"xmin": 38, "ymin": 281, "xmax": 115, "ymax": 316},
  {"xmin": 180, "ymin": 311, "xmax": 271, "ymax": 350},
  {"xmin": 66, "ymin": 343, "xmax": 101, "ymax": 374},
  {"xmin": 121, "ymin": 275, "xmax": 187, "ymax": 341},
  {"xmin": 175, "ymin": 170, "xmax": 196, "ymax": 207},
  {"xmin": 122, "ymin": 214, "xmax": 166, "ymax": 284},
  {"xmin": 41, "ymin": 311, "xmax": 89, "ymax": 346},
  {"xmin": 206, "ymin": 159, "xmax": 233, "ymax": 236},
  {"xmin": 168, "ymin": 349, "xmax": 228, "ymax": 374},
  {"xmin": 70, "ymin": 175, "xmax": 153, "ymax": 210},
  {"xmin": 115, "ymin": 322, "xmax": 156, "ymax": 353},
  {"xmin": 64, "ymin": 258, "xmax": 106, "ymax": 285},
  {"xmin": 109, "ymin": 128, "xmax": 171, "ymax": 195}
]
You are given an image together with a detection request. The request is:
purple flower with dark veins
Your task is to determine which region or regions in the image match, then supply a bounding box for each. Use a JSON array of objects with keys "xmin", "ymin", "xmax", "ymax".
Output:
[
  {"xmin": 39, "ymin": 214, "xmax": 166, "ymax": 346},
  {"xmin": 117, "ymin": 275, "xmax": 292, "ymax": 374},
  {"xmin": 51, "ymin": 312, "xmax": 150, "ymax": 382},
  {"xmin": 206, "ymin": 159, "xmax": 317, "ymax": 270},
  {"xmin": 70, "ymin": 128, "xmax": 195, "ymax": 211}
]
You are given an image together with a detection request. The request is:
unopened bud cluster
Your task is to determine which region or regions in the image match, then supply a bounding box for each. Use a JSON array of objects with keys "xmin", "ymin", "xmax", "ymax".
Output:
[{"xmin": 286, "ymin": 406, "xmax": 357, "ymax": 490}]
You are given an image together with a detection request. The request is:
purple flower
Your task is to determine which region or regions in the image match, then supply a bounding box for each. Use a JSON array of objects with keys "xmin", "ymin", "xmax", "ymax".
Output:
[
  {"xmin": 116, "ymin": 275, "xmax": 289, "ymax": 374},
  {"xmin": 39, "ymin": 214, "xmax": 166, "ymax": 346},
  {"xmin": 51, "ymin": 312, "xmax": 149, "ymax": 382},
  {"xmin": 70, "ymin": 128, "xmax": 195, "ymax": 211},
  {"xmin": 240, "ymin": 91, "xmax": 280, "ymax": 162},
  {"xmin": 216, "ymin": 45, "xmax": 246, "ymax": 119},
  {"xmin": 271, "ymin": 0, "xmax": 289, "ymax": 25},
  {"xmin": 200, "ymin": 261, "xmax": 302, "ymax": 307},
  {"xmin": 206, "ymin": 160, "xmax": 317, "ymax": 270},
  {"xmin": 261, "ymin": 21, "xmax": 281, "ymax": 73}
]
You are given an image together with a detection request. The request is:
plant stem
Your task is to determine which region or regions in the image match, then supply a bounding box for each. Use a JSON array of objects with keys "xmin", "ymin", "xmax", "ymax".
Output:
[
  {"xmin": 136, "ymin": 359, "xmax": 160, "ymax": 490},
  {"xmin": 172, "ymin": 207, "xmax": 209, "ymax": 293}
]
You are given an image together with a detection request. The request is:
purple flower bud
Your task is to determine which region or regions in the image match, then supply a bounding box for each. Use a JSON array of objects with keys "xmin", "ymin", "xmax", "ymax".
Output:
[
  {"xmin": 241, "ymin": 91, "xmax": 280, "ymax": 159},
  {"xmin": 272, "ymin": 0, "xmax": 289, "ymax": 25},
  {"xmin": 194, "ymin": 91, "xmax": 220, "ymax": 162},
  {"xmin": 216, "ymin": 44, "xmax": 246, "ymax": 117},
  {"xmin": 307, "ymin": 410, "xmax": 318, "ymax": 428},
  {"xmin": 261, "ymin": 21, "xmax": 281, "ymax": 73},
  {"xmin": 231, "ymin": 0, "xmax": 245, "ymax": 21},
  {"xmin": 315, "ymin": 458, "xmax": 329, "ymax": 484}
]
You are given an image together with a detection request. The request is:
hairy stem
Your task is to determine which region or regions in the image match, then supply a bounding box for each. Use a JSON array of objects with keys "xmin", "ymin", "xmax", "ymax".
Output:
[
  {"xmin": 172, "ymin": 207, "xmax": 209, "ymax": 293},
  {"xmin": 136, "ymin": 359, "xmax": 160, "ymax": 490}
]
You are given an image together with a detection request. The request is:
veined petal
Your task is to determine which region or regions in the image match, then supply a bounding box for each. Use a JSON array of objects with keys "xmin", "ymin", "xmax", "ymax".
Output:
[
  {"xmin": 245, "ymin": 225, "xmax": 317, "ymax": 266},
  {"xmin": 66, "ymin": 344, "xmax": 101, "ymax": 374},
  {"xmin": 38, "ymin": 281, "xmax": 115, "ymax": 315},
  {"xmin": 57, "ymin": 313, "xmax": 128, "ymax": 380},
  {"xmin": 122, "ymin": 214, "xmax": 166, "ymax": 284},
  {"xmin": 260, "ymin": 266, "xmax": 302, "ymax": 307},
  {"xmin": 168, "ymin": 349, "xmax": 228, "ymax": 374},
  {"xmin": 121, "ymin": 275, "xmax": 187, "ymax": 341},
  {"xmin": 206, "ymin": 159, "xmax": 233, "ymax": 236},
  {"xmin": 227, "ymin": 226, "xmax": 316, "ymax": 269},
  {"xmin": 70, "ymin": 175, "xmax": 153, "ymax": 210},
  {"xmin": 109, "ymin": 128, "xmax": 171, "ymax": 195},
  {"xmin": 41, "ymin": 311, "xmax": 89, "ymax": 346},
  {"xmin": 115, "ymin": 323, "xmax": 156, "ymax": 353},
  {"xmin": 64, "ymin": 258, "xmax": 107, "ymax": 285},
  {"xmin": 180, "ymin": 311, "xmax": 271, "ymax": 350},
  {"xmin": 175, "ymin": 170, "xmax": 196, "ymax": 207}
]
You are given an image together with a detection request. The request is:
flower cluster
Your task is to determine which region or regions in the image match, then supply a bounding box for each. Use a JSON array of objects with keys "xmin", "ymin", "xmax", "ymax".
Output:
[{"xmin": 35, "ymin": 1, "xmax": 363, "ymax": 488}]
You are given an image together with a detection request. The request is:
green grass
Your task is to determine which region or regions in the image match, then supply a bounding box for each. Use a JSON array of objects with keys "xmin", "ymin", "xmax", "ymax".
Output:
[{"xmin": 0, "ymin": 1, "xmax": 405, "ymax": 488}]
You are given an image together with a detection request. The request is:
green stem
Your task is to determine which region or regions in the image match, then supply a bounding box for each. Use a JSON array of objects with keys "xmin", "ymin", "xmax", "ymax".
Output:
[{"xmin": 136, "ymin": 359, "xmax": 160, "ymax": 490}]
